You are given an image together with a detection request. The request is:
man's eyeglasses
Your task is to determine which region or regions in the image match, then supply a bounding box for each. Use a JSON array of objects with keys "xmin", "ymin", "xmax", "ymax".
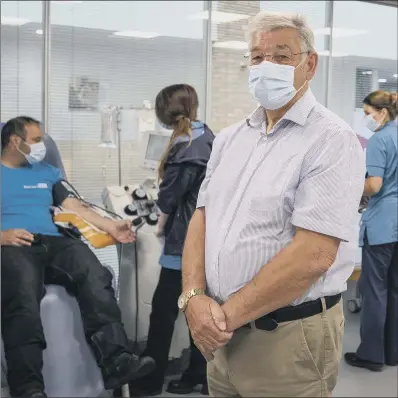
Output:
[{"xmin": 244, "ymin": 50, "xmax": 309, "ymax": 66}]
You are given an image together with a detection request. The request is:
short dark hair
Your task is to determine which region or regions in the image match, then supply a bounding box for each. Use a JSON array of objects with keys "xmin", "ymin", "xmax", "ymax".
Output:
[{"xmin": 1, "ymin": 116, "xmax": 41, "ymax": 151}]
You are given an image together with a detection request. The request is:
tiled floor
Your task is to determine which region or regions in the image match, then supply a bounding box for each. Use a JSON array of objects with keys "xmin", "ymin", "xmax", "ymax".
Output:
[{"xmin": 333, "ymin": 290, "xmax": 397, "ymax": 397}]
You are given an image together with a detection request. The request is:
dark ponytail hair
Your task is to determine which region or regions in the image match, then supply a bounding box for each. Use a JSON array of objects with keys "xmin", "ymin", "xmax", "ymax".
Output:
[{"xmin": 155, "ymin": 84, "xmax": 199, "ymax": 180}]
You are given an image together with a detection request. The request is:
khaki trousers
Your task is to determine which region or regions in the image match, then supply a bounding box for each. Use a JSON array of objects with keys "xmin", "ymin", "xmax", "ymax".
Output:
[{"xmin": 207, "ymin": 300, "xmax": 344, "ymax": 397}]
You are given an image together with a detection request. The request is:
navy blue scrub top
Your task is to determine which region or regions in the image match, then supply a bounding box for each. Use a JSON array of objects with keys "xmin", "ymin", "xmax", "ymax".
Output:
[
  {"xmin": 159, "ymin": 121, "xmax": 205, "ymax": 270},
  {"xmin": 359, "ymin": 121, "xmax": 398, "ymax": 246}
]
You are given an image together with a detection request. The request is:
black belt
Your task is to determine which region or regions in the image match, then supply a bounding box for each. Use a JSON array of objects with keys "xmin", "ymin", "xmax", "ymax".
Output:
[{"xmin": 242, "ymin": 293, "xmax": 341, "ymax": 332}]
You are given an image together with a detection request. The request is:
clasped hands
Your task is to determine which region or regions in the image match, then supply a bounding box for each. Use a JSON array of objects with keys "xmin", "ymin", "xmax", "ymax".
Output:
[{"xmin": 185, "ymin": 295, "xmax": 233, "ymax": 361}]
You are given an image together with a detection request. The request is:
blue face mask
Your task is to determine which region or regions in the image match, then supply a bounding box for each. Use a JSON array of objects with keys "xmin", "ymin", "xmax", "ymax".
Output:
[
  {"xmin": 18, "ymin": 141, "xmax": 47, "ymax": 164},
  {"xmin": 248, "ymin": 59, "xmax": 307, "ymax": 110},
  {"xmin": 364, "ymin": 114, "xmax": 381, "ymax": 132}
]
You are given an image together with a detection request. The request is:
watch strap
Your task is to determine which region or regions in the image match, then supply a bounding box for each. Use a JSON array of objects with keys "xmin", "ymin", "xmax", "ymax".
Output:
[{"xmin": 181, "ymin": 288, "xmax": 205, "ymax": 311}]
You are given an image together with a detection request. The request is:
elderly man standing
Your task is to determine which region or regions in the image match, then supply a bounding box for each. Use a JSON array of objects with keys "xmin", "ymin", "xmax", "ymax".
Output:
[{"xmin": 178, "ymin": 11, "xmax": 365, "ymax": 398}]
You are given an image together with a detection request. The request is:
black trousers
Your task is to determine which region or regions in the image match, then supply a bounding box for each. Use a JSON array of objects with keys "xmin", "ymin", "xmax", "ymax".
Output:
[
  {"xmin": 357, "ymin": 233, "xmax": 398, "ymax": 365},
  {"xmin": 140, "ymin": 267, "xmax": 206, "ymax": 388},
  {"xmin": 1, "ymin": 235, "xmax": 132, "ymax": 397}
]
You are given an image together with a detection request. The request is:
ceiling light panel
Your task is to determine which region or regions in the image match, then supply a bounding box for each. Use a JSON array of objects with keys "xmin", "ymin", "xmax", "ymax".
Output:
[
  {"xmin": 189, "ymin": 11, "xmax": 249, "ymax": 23},
  {"xmin": 213, "ymin": 41, "xmax": 248, "ymax": 50},
  {"xmin": 1, "ymin": 16, "xmax": 30, "ymax": 26},
  {"xmin": 51, "ymin": 1, "xmax": 83, "ymax": 4},
  {"xmin": 112, "ymin": 30, "xmax": 159, "ymax": 39}
]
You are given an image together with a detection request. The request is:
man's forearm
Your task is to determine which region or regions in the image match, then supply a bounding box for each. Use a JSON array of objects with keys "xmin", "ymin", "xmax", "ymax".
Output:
[
  {"xmin": 79, "ymin": 207, "xmax": 114, "ymax": 233},
  {"xmin": 182, "ymin": 208, "xmax": 206, "ymax": 291},
  {"xmin": 63, "ymin": 199, "xmax": 114, "ymax": 233},
  {"xmin": 222, "ymin": 231, "xmax": 338, "ymax": 331}
]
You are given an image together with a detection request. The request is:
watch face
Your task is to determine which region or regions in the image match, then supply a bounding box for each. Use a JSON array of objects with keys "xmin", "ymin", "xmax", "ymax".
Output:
[{"xmin": 178, "ymin": 295, "xmax": 185, "ymax": 310}]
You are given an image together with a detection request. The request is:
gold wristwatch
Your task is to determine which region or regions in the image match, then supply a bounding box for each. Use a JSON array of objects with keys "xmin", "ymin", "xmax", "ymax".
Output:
[{"xmin": 178, "ymin": 288, "xmax": 205, "ymax": 312}]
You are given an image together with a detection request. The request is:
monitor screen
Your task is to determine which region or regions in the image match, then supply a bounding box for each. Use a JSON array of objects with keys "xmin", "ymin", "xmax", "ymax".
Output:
[{"xmin": 145, "ymin": 134, "xmax": 170, "ymax": 162}]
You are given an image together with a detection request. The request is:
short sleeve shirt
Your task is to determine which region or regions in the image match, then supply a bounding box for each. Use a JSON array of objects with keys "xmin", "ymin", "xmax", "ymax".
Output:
[{"xmin": 197, "ymin": 90, "xmax": 366, "ymax": 304}]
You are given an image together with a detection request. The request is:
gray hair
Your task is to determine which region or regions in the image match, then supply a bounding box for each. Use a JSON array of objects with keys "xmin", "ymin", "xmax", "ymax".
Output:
[{"xmin": 248, "ymin": 11, "xmax": 316, "ymax": 54}]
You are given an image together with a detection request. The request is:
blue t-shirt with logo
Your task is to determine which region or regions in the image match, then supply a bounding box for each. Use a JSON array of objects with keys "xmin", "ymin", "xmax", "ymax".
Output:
[{"xmin": 1, "ymin": 162, "xmax": 62, "ymax": 236}]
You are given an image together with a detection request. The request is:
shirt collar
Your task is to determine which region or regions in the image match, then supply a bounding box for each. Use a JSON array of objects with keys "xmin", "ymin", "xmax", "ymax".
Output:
[
  {"xmin": 246, "ymin": 89, "xmax": 317, "ymax": 129},
  {"xmin": 384, "ymin": 120, "xmax": 396, "ymax": 128},
  {"xmin": 173, "ymin": 121, "xmax": 204, "ymax": 145},
  {"xmin": 191, "ymin": 120, "xmax": 204, "ymax": 130}
]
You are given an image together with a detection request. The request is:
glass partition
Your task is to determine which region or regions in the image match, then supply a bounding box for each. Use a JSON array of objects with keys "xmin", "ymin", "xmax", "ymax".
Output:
[{"xmin": 48, "ymin": 0, "xmax": 207, "ymax": 200}]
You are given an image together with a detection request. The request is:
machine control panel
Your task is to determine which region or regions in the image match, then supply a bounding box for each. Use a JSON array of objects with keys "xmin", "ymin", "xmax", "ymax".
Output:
[
  {"xmin": 102, "ymin": 183, "xmax": 160, "ymax": 227},
  {"xmin": 124, "ymin": 204, "xmax": 138, "ymax": 216}
]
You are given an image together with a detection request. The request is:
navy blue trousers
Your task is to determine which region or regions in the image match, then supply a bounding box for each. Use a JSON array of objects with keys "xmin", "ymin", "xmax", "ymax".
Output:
[
  {"xmin": 139, "ymin": 267, "xmax": 206, "ymax": 388},
  {"xmin": 357, "ymin": 233, "xmax": 398, "ymax": 365}
]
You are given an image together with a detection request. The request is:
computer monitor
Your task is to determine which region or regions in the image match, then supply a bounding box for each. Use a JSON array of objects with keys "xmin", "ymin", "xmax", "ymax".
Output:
[
  {"xmin": 145, "ymin": 134, "xmax": 170, "ymax": 161},
  {"xmin": 142, "ymin": 131, "xmax": 171, "ymax": 171}
]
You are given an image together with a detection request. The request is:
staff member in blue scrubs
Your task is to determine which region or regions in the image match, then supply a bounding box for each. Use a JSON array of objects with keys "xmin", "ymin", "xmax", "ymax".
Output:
[
  {"xmin": 345, "ymin": 91, "xmax": 398, "ymax": 371},
  {"xmin": 128, "ymin": 84, "xmax": 215, "ymax": 396}
]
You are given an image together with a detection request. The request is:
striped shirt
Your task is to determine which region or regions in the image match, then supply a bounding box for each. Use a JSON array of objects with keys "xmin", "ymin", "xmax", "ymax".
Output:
[{"xmin": 197, "ymin": 89, "xmax": 365, "ymax": 305}]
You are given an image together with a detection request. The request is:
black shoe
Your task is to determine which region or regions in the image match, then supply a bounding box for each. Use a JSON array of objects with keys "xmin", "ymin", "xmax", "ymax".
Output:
[
  {"xmin": 113, "ymin": 358, "xmax": 162, "ymax": 397},
  {"xmin": 166, "ymin": 379, "xmax": 209, "ymax": 395},
  {"xmin": 104, "ymin": 353, "xmax": 156, "ymax": 390},
  {"xmin": 128, "ymin": 385, "xmax": 163, "ymax": 397},
  {"xmin": 385, "ymin": 358, "xmax": 398, "ymax": 366},
  {"xmin": 344, "ymin": 352, "xmax": 383, "ymax": 372},
  {"xmin": 113, "ymin": 385, "xmax": 163, "ymax": 397},
  {"xmin": 201, "ymin": 383, "xmax": 209, "ymax": 395},
  {"xmin": 127, "ymin": 368, "xmax": 164, "ymax": 397}
]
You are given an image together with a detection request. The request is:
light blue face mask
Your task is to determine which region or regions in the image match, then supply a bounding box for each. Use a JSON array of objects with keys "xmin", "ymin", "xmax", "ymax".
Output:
[
  {"xmin": 248, "ymin": 59, "xmax": 307, "ymax": 110},
  {"xmin": 364, "ymin": 113, "xmax": 381, "ymax": 132},
  {"xmin": 18, "ymin": 141, "xmax": 47, "ymax": 164}
]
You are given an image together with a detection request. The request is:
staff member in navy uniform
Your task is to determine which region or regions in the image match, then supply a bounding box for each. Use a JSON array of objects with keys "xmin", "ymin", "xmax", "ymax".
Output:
[
  {"xmin": 128, "ymin": 84, "xmax": 214, "ymax": 396},
  {"xmin": 345, "ymin": 90, "xmax": 398, "ymax": 370}
]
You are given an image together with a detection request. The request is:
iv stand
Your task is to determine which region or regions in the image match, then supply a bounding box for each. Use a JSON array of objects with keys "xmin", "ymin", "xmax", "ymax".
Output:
[{"xmin": 117, "ymin": 108, "xmax": 122, "ymax": 186}]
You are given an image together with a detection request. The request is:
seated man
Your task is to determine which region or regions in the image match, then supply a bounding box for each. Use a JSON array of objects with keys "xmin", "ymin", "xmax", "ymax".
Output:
[{"xmin": 0, "ymin": 116, "xmax": 155, "ymax": 398}]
